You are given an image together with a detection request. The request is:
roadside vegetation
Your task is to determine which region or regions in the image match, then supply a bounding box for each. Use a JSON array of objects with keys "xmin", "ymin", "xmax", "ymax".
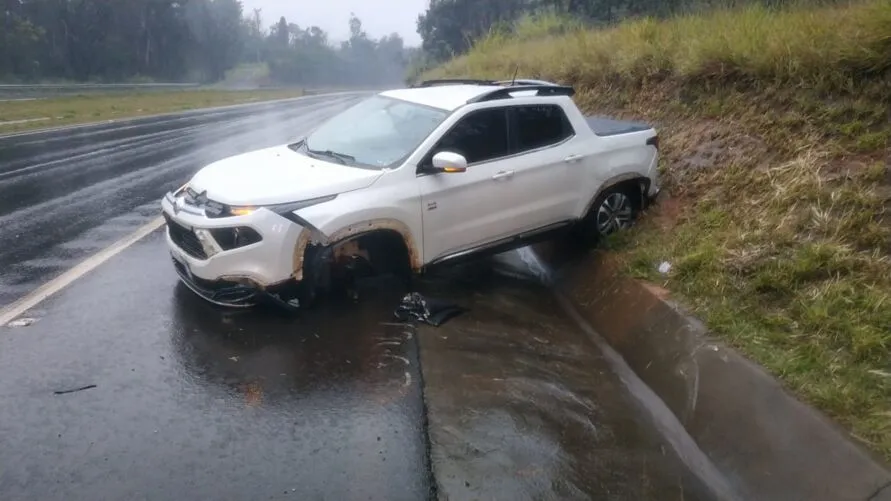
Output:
[
  {"xmin": 424, "ymin": 0, "xmax": 891, "ymax": 459},
  {"xmin": 2, "ymin": 1, "xmax": 413, "ymax": 88},
  {"xmin": 0, "ymin": 89, "xmax": 306, "ymax": 135}
]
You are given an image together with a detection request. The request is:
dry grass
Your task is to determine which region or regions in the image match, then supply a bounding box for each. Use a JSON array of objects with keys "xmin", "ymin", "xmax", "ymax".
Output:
[
  {"xmin": 427, "ymin": 0, "xmax": 891, "ymax": 90},
  {"xmin": 0, "ymin": 88, "xmax": 306, "ymax": 134},
  {"xmin": 425, "ymin": 0, "xmax": 891, "ymax": 458}
]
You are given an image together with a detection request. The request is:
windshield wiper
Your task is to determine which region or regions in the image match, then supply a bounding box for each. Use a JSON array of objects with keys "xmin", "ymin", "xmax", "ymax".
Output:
[{"xmin": 305, "ymin": 145, "xmax": 355, "ymax": 165}]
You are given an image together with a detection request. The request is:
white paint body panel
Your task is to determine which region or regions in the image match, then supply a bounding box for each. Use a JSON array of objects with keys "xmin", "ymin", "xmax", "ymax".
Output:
[
  {"xmin": 160, "ymin": 86, "xmax": 660, "ymax": 289},
  {"xmin": 160, "ymin": 195, "xmax": 302, "ymax": 286},
  {"xmin": 188, "ymin": 145, "xmax": 383, "ymax": 206}
]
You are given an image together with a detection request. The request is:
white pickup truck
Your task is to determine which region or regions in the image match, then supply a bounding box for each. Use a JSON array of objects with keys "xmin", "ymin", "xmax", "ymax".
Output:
[{"xmin": 160, "ymin": 79, "xmax": 660, "ymax": 308}]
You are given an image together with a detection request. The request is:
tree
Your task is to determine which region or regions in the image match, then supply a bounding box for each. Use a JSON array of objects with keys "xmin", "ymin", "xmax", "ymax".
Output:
[
  {"xmin": 0, "ymin": 0, "xmax": 248, "ymax": 82},
  {"xmin": 0, "ymin": 8, "xmax": 44, "ymax": 78},
  {"xmin": 185, "ymin": 0, "xmax": 245, "ymax": 82},
  {"xmin": 417, "ymin": 0, "xmax": 529, "ymax": 62},
  {"xmin": 265, "ymin": 13, "xmax": 410, "ymax": 87},
  {"xmin": 1, "ymin": 4, "xmax": 410, "ymax": 86},
  {"xmin": 273, "ymin": 16, "xmax": 289, "ymax": 48}
]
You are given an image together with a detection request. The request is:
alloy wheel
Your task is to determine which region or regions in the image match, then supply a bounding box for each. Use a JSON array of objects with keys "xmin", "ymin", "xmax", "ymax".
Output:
[{"xmin": 596, "ymin": 192, "xmax": 634, "ymax": 235}]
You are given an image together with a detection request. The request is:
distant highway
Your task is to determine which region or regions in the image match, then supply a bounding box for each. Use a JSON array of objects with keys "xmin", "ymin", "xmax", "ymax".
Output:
[
  {"xmin": 0, "ymin": 83, "xmax": 202, "ymax": 99},
  {"xmin": 0, "ymin": 83, "xmax": 379, "ymax": 100}
]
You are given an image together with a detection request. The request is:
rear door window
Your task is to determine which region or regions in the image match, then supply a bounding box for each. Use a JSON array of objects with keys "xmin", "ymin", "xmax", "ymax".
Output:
[{"xmin": 511, "ymin": 104, "xmax": 575, "ymax": 153}]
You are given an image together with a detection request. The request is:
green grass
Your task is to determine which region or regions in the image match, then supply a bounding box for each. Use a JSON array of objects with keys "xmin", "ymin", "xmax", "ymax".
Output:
[
  {"xmin": 426, "ymin": 0, "xmax": 891, "ymax": 90},
  {"xmin": 0, "ymin": 88, "xmax": 306, "ymax": 134},
  {"xmin": 425, "ymin": 0, "xmax": 891, "ymax": 458}
]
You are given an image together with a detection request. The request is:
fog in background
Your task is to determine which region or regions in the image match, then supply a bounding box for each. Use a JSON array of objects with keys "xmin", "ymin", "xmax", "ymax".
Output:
[
  {"xmin": 0, "ymin": 0, "xmax": 424, "ymax": 88},
  {"xmin": 240, "ymin": 0, "xmax": 426, "ymax": 46}
]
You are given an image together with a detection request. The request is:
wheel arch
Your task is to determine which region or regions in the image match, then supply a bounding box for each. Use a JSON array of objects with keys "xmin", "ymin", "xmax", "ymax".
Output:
[
  {"xmin": 581, "ymin": 173, "xmax": 651, "ymax": 219},
  {"xmin": 292, "ymin": 218, "xmax": 422, "ymax": 282}
]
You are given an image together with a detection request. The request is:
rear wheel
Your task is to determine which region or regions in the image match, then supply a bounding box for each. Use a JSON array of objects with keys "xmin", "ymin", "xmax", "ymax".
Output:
[{"xmin": 576, "ymin": 183, "xmax": 641, "ymax": 246}]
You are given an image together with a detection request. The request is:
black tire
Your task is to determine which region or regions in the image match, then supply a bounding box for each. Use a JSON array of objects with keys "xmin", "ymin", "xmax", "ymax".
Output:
[
  {"xmin": 295, "ymin": 280, "xmax": 318, "ymax": 309},
  {"xmin": 362, "ymin": 233, "xmax": 412, "ymax": 286},
  {"xmin": 575, "ymin": 183, "xmax": 641, "ymax": 247}
]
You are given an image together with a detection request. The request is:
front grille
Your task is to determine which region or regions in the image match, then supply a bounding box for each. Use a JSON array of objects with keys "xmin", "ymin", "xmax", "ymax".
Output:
[{"xmin": 164, "ymin": 214, "xmax": 207, "ymax": 260}]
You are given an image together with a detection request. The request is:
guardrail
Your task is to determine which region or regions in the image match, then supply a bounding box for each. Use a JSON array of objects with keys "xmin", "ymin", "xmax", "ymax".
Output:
[
  {"xmin": 0, "ymin": 83, "xmax": 200, "ymax": 89},
  {"xmin": 0, "ymin": 83, "xmax": 388, "ymax": 99},
  {"xmin": 0, "ymin": 83, "xmax": 203, "ymax": 99}
]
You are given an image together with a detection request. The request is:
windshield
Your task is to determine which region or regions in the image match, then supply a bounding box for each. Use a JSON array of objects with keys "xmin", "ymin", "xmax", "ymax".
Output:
[{"xmin": 303, "ymin": 95, "xmax": 449, "ymax": 169}]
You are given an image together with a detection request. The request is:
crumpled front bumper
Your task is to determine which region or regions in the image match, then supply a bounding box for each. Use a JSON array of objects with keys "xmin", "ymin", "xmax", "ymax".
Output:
[
  {"xmin": 170, "ymin": 256, "xmax": 261, "ymax": 308},
  {"xmin": 160, "ymin": 192, "xmax": 307, "ymax": 305}
]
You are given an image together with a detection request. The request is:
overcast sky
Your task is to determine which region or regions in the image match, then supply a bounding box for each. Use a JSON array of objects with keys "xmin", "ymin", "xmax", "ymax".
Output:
[{"xmin": 240, "ymin": 0, "xmax": 428, "ymax": 46}]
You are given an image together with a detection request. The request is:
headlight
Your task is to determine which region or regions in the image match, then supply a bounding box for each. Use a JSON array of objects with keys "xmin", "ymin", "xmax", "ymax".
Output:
[{"xmin": 207, "ymin": 194, "xmax": 337, "ymax": 219}]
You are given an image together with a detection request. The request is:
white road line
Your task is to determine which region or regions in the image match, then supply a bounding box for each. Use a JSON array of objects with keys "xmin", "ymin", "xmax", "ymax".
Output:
[{"xmin": 0, "ymin": 216, "xmax": 165, "ymax": 326}]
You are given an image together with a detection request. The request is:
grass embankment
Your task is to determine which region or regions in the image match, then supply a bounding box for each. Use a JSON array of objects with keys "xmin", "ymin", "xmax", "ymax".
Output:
[
  {"xmin": 426, "ymin": 1, "xmax": 891, "ymax": 458},
  {"xmin": 0, "ymin": 88, "xmax": 306, "ymax": 134}
]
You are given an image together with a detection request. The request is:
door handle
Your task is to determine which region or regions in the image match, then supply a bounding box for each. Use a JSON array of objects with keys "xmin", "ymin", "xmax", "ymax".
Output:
[
  {"xmin": 563, "ymin": 154, "xmax": 583, "ymax": 163},
  {"xmin": 492, "ymin": 170, "xmax": 515, "ymax": 180}
]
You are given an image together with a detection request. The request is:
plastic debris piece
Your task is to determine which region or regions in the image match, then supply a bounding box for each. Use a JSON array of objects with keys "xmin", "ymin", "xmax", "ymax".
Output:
[
  {"xmin": 54, "ymin": 384, "xmax": 97, "ymax": 395},
  {"xmin": 394, "ymin": 292, "xmax": 466, "ymax": 327},
  {"xmin": 658, "ymin": 261, "xmax": 672, "ymax": 274},
  {"xmin": 7, "ymin": 317, "xmax": 36, "ymax": 327}
]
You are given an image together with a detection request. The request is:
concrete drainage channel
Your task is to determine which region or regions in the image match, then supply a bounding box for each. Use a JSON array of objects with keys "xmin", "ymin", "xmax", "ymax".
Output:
[{"xmin": 526, "ymin": 241, "xmax": 891, "ymax": 501}]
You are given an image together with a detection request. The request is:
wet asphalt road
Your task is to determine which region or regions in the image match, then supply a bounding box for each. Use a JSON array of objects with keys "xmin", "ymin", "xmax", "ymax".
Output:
[
  {"xmin": 0, "ymin": 230, "xmax": 432, "ymax": 501},
  {"xmin": 0, "ymin": 96, "xmax": 717, "ymax": 500},
  {"xmin": 0, "ymin": 92, "xmax": 368, "ymax": 308}
]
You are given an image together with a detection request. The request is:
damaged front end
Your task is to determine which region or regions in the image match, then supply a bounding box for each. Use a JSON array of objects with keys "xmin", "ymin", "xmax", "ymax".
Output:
[
  {"xmin": 171, "ymin": 257, "xmax": 262, "ymax": 308},
  {"xmin": 163, "ymin": 190, "xmax": 339, "ymax": 311},
  {"xmin": 295, "ymin": 232, "xmax": 384, "ymax": 308},
  {"xmin": 171, "ymin": 256, "xmax": 309, "ymax": 310},
  {"xmin": 292, "ymin": 219, "xmax": 421, "ymax": 309},
  {"xmin": 164, "ymin": 183, "xmax": 421, "ymax": 312}
]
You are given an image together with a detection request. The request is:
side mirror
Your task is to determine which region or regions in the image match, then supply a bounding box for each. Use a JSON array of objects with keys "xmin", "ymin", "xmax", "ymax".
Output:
[{"xmin": 431, "ymin": 151, "xmax": 467, "ymax": 173}]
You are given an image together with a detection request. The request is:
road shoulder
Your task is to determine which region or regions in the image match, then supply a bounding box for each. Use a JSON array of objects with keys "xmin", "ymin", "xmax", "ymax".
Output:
[
  {"xmin": 414, "ymin": 268, "xmax": 712, "ymax": 500},
  {"xmin": 549, "ymin": 249, "xmax": 891, "ymax": 501}
]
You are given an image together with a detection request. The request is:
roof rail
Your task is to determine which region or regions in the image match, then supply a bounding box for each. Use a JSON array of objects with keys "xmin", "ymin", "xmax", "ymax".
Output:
[
  {"xmin": 466, "ymin": 84, "xmax": 575, "ymax": 104},
  {"xmin": 415, "ymin": 78, "xmax": 497, "ymax": 88},
  {"xmin": 493, "ymin": 79, "xmax": 560, "ymax": 87},
  {"xmin": 414, "ymin": 78, "xmax": 561, "ymax": 89}
]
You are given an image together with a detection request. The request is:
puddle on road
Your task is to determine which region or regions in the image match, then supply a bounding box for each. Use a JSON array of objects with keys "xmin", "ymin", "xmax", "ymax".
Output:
[
  {"xmin": 167, "ymin": 277, "xmax": 420, "ymax": 411},
  {"xmin": 413, "ymin": 247, "xmax": 730, "ymax": 500}
]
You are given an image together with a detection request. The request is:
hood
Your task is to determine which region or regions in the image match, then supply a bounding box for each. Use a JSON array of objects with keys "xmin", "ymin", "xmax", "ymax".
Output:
[{"xmin": 188, "ymin": 145, "xmax": 384, "ymax": 206}]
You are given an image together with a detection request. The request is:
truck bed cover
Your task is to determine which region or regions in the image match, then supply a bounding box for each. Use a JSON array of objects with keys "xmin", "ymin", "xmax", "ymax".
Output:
[{"xmin": 585, "ymin": 116, "xmax": 652, "ymax": 137}]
